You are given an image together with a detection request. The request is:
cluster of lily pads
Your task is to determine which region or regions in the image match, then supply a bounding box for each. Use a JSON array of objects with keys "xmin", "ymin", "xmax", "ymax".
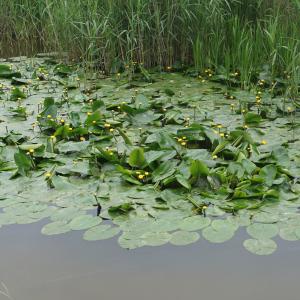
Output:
[{"xmin": 0, "ymin": 55, "xmax": 299, "ymax": 255}]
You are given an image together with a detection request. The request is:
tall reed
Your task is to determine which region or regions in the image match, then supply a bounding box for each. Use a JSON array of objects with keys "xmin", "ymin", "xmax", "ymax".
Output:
[{"xmin": 0, "ymin": 0, "xmax": 299, "ymax": 87}]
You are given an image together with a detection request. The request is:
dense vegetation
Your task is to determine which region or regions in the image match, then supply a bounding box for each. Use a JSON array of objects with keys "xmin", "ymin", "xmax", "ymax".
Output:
[
  {"xmin": 1, "ymin": 0, "xmax": 300, "ymax": 90},
  {"xmin": 0, "ymin": 1, "xmax": 299, "ymax": 255},
  {"xmin": 0, "ymin": 57, "xmax": 299, "ymax": 255}
]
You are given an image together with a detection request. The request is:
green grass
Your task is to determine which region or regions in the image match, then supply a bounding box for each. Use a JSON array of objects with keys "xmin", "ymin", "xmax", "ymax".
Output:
[{"xmin": 0, "ymin": 0, "xmax": 300, "ymax": 89}]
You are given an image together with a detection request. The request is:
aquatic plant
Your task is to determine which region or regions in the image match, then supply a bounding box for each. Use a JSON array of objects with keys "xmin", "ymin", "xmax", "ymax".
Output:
[
  {"xmin": 0, "ymin": 57, "xmax": 299, "ymax": 255},
  {"xmin": 0, "ymin": 0, "xmax": 300, "ymax": 90}
]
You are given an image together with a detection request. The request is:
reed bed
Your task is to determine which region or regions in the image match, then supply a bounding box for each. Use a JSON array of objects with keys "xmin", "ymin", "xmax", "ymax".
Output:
[{"xmin": 0, "ymin": 0, "xmax": 300, "ymax": 87}]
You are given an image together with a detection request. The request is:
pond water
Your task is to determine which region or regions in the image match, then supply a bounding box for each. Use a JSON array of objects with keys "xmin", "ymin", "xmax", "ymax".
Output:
[
  {"xmin": 1, "ymin": 57, "xmax": 300, "ymax": 299},
  {"xmin": 0, "ymin": 221, "xmax": 300, "ymax": 300}
]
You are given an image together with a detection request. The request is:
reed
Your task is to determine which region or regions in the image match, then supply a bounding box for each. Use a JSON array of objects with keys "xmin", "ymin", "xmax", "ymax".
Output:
[{"xmin": 0, "ymin": 0, "xmax": 299, "ymax": 87}]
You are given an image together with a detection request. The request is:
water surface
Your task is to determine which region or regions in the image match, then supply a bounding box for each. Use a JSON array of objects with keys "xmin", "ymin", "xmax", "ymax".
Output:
[{"xmin": 0, "ymin": 221, "xmax": 299, "ymax": 300}]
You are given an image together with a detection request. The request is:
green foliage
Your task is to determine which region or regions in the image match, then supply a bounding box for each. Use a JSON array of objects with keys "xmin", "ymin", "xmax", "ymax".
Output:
[
  {"xmin": 128, "ymin": 148, "xmax": 146, "ymax": 168},
  {"xmin": 1, "ymin": 0, "xmax": 300, "ymax": 89},
  {"xmin": 0, "ymin": 57, "xmax": 299, "ymax": 255},
  {"xmin": 190, "ymin": 160, "xmax": 209, "ymax": 178}
]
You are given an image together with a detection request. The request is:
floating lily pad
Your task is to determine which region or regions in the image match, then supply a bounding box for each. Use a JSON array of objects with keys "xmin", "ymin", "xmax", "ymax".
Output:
[
  {"xmin": 279, "ymin": 225, "xmax": 300, "ymax": 241},
  {"xmin": 141, "ymin": 232, "xmax": 171, "ymax": 246},
  {"xmin": 41, "ymin": 221, "xmax": 71, "ymax": 235},
  {"xmin": 83, "ymin": 225, "xmax": 120, "ymax": 241},
  {"xmin": 170, "ymin": 231, "xmax": 200, "ymax": 246},
  {"xmin": 243, "ymin": 239, "xmax": 277, "ymax": 255},
  {"xmin": 179, "ymin": 216, "xmax": 211, "ymax": 231},
  {"xmin": 202, "ymin": 219, "xmax": 237, "ymax": 243},
  {"xmin": 118, "ymin": 235, "xmax": 145, "ymax": 249},
  {"xmin": 69, "ymin": 215, "xmax": 102, "ymax": 230},
  {"xmin": 51, "ymin": 207, "xmax": 83, "ymax": 222},
  {"xmin": 247, "ymin": 223, "xmax": 278, "ymax": 239}
]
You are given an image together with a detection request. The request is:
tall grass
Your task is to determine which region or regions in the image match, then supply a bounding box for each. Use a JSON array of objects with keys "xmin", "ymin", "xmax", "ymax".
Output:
[{"xmin": 0, "ymin": 0, "xmax": 299, "ymax": 87}]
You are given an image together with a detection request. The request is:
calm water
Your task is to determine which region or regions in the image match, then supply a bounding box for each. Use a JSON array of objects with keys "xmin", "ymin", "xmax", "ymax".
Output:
[{"xmin": 0, "ymin": 220, "xmax": 299, "ymax": 300}]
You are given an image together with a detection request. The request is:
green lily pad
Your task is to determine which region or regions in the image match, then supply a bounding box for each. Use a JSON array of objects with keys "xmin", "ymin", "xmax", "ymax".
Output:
[
  {"xmin": 247, "ymin": 223, "xmax": 278, "ymax": 239},
  {"xmin": 83, "ymin": 225, "xmax": 120, "ymax": 241},
  {"xmin": 179, "ymin": 216, "xmax": 211, "ymax": 231},
  {"xmin": 141, "ymin": 232, "xmax": 171, "ymax": 246},
  {"xmin": 170, "ymin": 231, "xmax": 200, "ymax": 246},
  {"xmin": 69, "ymin": 215, "xmax": 102, "ymax": 230},
  {"xmin": 279, "ymin": 225, "xmax": 300, "ymax": 241},
  {"xmin": 118, "ymin": 235, "xmax": 145, "ymax": 249},
  {"xmin": 41, "ymin": 221, "xmax": 71, "ymax": 235},
  {"xmin": 243, "ymin": 239, "xmax": 277, "ymax": 255},
  {"xmin": 202, "ymin": 220, "xmax": 237, "ymax": 243},
  {"xmin": 51, "ymin": 207, "xmax": 83, "ymax": 222}
]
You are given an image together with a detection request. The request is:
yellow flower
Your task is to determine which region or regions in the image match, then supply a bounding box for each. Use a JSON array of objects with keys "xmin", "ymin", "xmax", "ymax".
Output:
[
  {"xmin": 87, "ymin": 112, "xmax": 92, "ymax": 116},
  {"xmin": 29, "ymin": 148, "xmax": 34, "ymax": 153},
  {"xmin": 109, "ymin": 128, "xmax": 114, "ymax": 132},
  {"xmin": 47, "ymin": 114, "xmax": 52, "ymax": 118},
  {"xmin": 104, "ymin": 123, "xmax": 111, "ymax": 128},
  {"xmin": 138, "ymin": 174, "xmax": 145, "ymax": 180},
  {"xmin": 92, "ymin": 120, "xmax": 96, "ymax": 124},
  {"xmin": 219, "ymin": 133, "xmax": 225, "ymax": 137},
  {"xmin": 45, "ymin": 172, "xmax": 51, "ymax": 178},
  {"xmin": 80, "ymin": 137, "xmax": 85, "ymax": 141},
  {"xmin": 145, "ymin": 172, "xmax": 149, "ymax": 176},
  {"xmin": 261, "ymin": 140, "xmax": 267, "ymax": 145},
  {"xmin": 181, "ymin": 141, "xmax": 187, "ymax": 146},
  {"xmin": 212, "ymin": 155, "xmax": 218, "ymax": 159}
]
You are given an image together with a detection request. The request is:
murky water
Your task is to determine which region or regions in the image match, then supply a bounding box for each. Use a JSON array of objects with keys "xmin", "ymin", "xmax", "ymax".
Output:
[{"xmin": 0, "ymin": 221, "xmax": 299, "ymax": 300}]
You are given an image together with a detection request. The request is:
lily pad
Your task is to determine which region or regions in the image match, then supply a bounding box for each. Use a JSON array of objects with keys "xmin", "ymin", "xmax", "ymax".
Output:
[
  {"xmin": 141, "ymin": 232, "xmax": 171, "ymax": 246},
  {"xmin": 170, "ymin": 231, "xmax": 200, "ymax": 246},
  {"xmin": 202, "ymin": 220, "xmax": 237, "ymax": 243},
  {"xmin": 243, "ymin": 239, "xmax": 277, "ymax": 255},
  {"xmin": 83, "ymin": 225, "xmax": 120, "ymax": 241},
  {"xmin": 179, "ymin": 216, "xmax": 211, "ymax": 231},
  {"xmin": 247, "ymin": 223, "xmax": 278, "ymax": 239},
  {"xmin": 69, "ymin": 215, "xmax": 102, "ymax": 230},
  {"xmin": 41, "ymin": 221, "xmax": 71, "ymax": 235}
]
